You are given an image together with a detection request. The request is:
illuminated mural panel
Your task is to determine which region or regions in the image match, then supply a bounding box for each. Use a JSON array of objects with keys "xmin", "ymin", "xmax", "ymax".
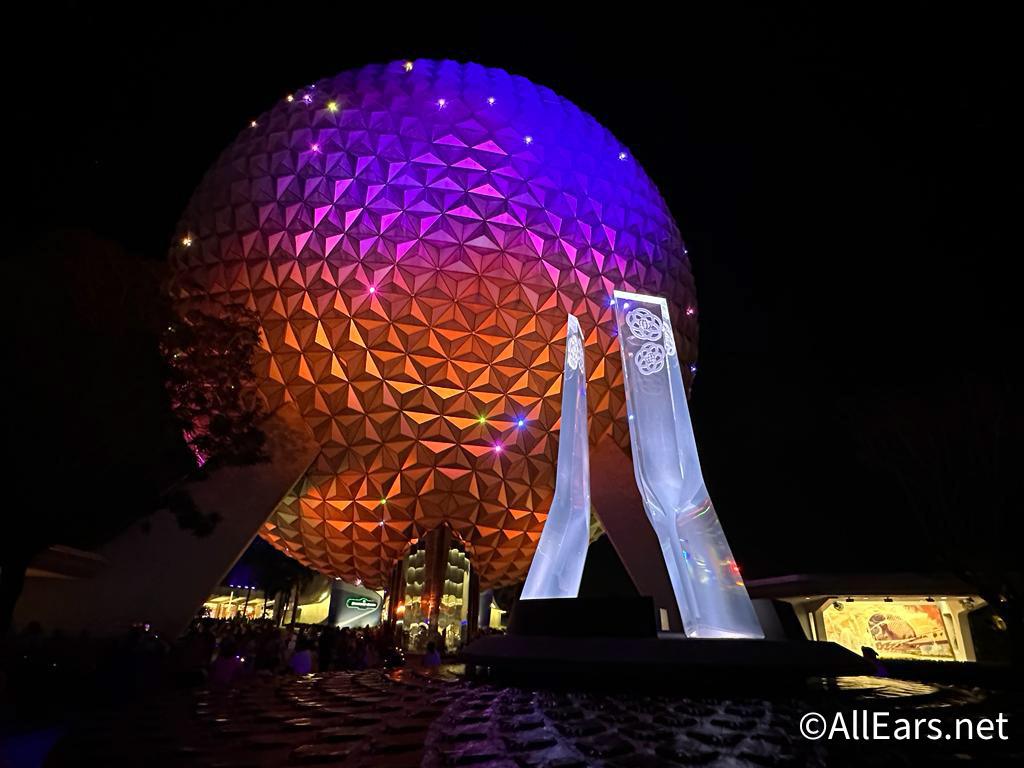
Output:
[
  {"xmin": 614, "ymin": 291, "xmax": 762, "ymax": 639},
  {"xmin": 822, "ymin": 600, "xmax": 956, "ymax": 660},
  {"xmin": 521, "ymin": 315, "xmax": 591, "ymax": 600},
  {"xmin": 171, "ymin": 60, "xmax": 698, "ymax": 589}
]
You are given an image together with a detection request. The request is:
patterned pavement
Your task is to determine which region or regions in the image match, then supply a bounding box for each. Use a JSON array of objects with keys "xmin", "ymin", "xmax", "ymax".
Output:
[{"xmin": 48, "ymin": 667, "xmax": 1021, "ymax": 767}]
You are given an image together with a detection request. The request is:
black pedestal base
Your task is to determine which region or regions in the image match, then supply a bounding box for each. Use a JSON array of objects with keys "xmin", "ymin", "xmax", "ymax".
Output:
[
  {"xmin": 475, "ymin": 595, "xmax": 871, "ymax": 691},
  {"xmin": 462, "ymin": 634, "xmax": 872, "ymax": 691}
]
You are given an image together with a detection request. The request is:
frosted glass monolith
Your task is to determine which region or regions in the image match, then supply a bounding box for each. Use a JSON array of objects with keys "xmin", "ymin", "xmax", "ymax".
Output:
[
  {"xmin": 613, "ymin": 291, "xmax": 763, "ymax": 638},
  {"xmin": 521, "ymin": 314, "xmax": 591, "ymax": 600}
]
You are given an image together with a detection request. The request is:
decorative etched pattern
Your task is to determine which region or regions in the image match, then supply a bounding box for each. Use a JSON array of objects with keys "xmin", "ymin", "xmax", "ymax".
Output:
[
  {"xmin": 635, "ymin": 342, "xmax": 667, "ymax": 376},
  {"xmin": 566, "ymin": 333, "xmax": 584, "ymax": 373},
  {"xmin": 171, "ymin": 60, "xmax": 698, "ymax": 588},
  {"xmin": 664, "ymin": 330, "xmax": 677, "ymax": 357},
  {"xmin": 626, "ymin": 308, "xmax": 664, "ymax": 341}
]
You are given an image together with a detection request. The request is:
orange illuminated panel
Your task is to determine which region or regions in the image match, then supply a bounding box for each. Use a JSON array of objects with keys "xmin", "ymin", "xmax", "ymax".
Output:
[{"xmin": 822, "ymin": 600, "xmax": 955, "ymax": 661}]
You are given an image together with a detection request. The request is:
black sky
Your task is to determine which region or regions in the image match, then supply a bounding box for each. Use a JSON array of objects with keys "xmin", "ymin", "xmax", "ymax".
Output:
[{"xmin": 17, "ymin": 4, "xmax": 1020, "ymax": 577}]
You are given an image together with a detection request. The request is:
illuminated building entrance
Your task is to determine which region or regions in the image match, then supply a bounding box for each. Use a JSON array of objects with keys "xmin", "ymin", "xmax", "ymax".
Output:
[{"xmin": 386, "ymin": 526, "xmax": 477, "ymax": 652}]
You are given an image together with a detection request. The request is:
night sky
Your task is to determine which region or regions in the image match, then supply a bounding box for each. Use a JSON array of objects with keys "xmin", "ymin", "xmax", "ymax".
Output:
[{"xmin": 19, "ymin": 5, "xmax": 1018, "ymax": 578}]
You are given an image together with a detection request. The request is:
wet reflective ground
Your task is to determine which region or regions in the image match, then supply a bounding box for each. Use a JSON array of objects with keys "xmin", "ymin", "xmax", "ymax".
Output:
[{"xmin": 44, "ymin": 668, "xmax": 1021, "ymax": 767}]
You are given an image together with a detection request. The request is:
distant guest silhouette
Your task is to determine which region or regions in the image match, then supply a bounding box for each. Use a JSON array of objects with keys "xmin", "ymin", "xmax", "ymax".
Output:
[
  {"xmin": 861, "ymin": 646, "xmax": 889, "ymax": 677},
  {"xmin": 423, "ymin": 641, "xmax": 442, "ymax": 668},
  {"xmin": 289, "ymin": 636, "xmax": 314, "ymax": 675}
]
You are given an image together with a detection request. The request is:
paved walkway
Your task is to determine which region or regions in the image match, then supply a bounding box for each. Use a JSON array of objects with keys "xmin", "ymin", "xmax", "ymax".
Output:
[{"xmin": 45, "ymin": 668, "xmax": 1021, "ymax": 767}]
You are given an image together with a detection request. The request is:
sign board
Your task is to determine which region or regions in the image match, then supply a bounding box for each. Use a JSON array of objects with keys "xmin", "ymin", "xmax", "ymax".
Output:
[{"xmin": 345, "ymin": 596, "xmax": 379, "ymax": 611}]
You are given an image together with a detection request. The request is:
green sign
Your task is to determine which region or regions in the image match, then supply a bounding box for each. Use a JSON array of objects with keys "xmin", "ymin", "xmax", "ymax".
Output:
[{"xmin": 345, "ymin": 596, "xmax": 379, "ymax": 611}]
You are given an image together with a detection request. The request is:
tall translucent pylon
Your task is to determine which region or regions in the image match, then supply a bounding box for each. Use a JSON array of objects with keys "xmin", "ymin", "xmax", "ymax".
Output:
[
  {"xmin": 613, "ymin": 291, "xmax": 763, "ymax": 638},
  {"xmin": 521, "ymin": 314, "xmax": 591, "ymax": 600}
]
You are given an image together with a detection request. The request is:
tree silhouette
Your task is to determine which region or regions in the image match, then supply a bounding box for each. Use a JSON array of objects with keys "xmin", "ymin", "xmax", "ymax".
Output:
[
  {"xmin": 161, "ymin": 279, "xmax": 265, "ymax": 469},
  {"xmin": 239, "ymin": 538, "xmax": 316, "ymax": 625},
  {"xmin": 2, "ymin": 230, "xmax": 265, "ymax": 633}
]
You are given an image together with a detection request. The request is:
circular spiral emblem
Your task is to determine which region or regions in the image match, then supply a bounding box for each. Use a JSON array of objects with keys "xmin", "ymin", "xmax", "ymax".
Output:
[
  {"xmin": 635, "ymin": 342, "xmax": 666, "ymax": 376},
  {"xmin": 566, "ymin": 333, "xmax": 584, "ymax": 372},
  {"xmin": 625, "ymin": 307, "xmax": 663, "ymax": 341}
]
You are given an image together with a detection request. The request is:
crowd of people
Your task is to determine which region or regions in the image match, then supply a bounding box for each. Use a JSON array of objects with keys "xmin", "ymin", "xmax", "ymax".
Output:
[
  {"xmin": 177, "ymin": 619, "xmax": 404, "ymax": 687},
  {"xmin": 1, "ymin": 618, "xmax": 407, "ymax": 723},
  {"xmin": 3, "ymin": 612, "xmax": 508, "ymax": 726}
]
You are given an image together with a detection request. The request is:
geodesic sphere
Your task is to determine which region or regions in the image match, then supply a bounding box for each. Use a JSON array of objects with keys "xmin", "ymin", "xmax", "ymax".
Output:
[{"xmin": 172, "ymin": 59, "xmax": 697, "ymax": 588}]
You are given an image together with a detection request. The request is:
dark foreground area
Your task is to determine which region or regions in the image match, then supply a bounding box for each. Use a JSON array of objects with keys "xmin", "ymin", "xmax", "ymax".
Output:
[{"xmin": 5, "ymin": 665, "xmax": 1017, "ymax": 768}]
